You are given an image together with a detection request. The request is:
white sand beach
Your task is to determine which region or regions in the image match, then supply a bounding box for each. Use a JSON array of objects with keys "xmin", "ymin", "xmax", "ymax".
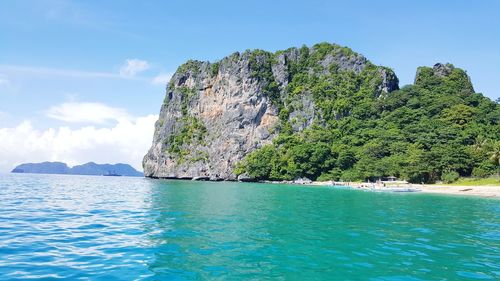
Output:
[{"xmin": 303, "ymin": 181, "xmax": 500, "ymax": 198}]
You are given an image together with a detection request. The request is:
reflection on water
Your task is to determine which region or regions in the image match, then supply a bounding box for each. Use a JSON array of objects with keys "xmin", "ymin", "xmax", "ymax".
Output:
[{"xmin": 0, "ymin": 173, "xmax": 499, "ymax": 280}]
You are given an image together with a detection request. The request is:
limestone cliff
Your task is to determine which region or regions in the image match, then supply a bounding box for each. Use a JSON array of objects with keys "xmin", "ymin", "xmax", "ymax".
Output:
[{"xmin": 143, "ymin": 43, "xmax": 399, "ymax": 180}]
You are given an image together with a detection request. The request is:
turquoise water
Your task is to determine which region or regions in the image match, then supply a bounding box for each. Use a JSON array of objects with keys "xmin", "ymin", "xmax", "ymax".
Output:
[{"xmin": 0, "ymin": 174, "xmax": 498, "ymax": 280}]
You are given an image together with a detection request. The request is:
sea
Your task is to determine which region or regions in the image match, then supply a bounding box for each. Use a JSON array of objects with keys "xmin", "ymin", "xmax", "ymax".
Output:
[{"xmin": 0, "ymin": 173, "xmax": 498, "ymax": 280}]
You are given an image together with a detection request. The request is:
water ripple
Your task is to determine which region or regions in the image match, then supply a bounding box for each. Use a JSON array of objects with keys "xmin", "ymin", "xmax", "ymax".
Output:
[{"xmin": 0, "ymin": 173, "xmax": 498, "ymax": 280}]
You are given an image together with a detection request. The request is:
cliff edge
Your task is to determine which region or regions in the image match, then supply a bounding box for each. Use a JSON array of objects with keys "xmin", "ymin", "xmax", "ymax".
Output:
[{"xmin": 143, "ymin": 43, "xmax": 399, "ymax": 180}]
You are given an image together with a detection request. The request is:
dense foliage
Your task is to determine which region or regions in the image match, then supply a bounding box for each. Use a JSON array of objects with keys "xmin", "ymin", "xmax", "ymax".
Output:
[
  {"xmin": 164, "ymin": 82, "xmax": 208, "ymax": 163},
  {"xmin": 165, "ymin": 115, "xmax": 207, "ymax": 164},
  {"xmin": 236, "ymin": 45, "xmax": 500, "ymax": 183}
]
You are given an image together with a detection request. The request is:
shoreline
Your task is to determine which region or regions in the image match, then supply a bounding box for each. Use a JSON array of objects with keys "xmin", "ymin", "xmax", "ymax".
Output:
[
  {"xmin": 147, "ymin": 176, "xmax": 500, "ymax": 198},
  {"xmin": 298, "ymin": 180, "xmax": 500, "ymax": 198}
]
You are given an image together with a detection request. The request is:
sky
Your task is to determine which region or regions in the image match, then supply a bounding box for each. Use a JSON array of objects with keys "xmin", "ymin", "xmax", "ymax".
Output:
[{"xmin": 0, "ymin": 0, "xmax": 499, "ymax": 172}]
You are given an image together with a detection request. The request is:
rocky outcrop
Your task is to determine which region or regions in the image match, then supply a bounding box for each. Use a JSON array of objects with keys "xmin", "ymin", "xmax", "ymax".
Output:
[
  {"xmin": 432, "ymin": 63, "xmax": 454, "ymax": 78},
  {"xmin": 415, "ymin": 63, "xmax": 455, "ymax": 83},
  {"xmin": 143, "ymin": 43, "xmax": 400, "ymax": 180},
  {"xmin": 414, "ymin": 63, "xmax": 475, "ymax": 94}
]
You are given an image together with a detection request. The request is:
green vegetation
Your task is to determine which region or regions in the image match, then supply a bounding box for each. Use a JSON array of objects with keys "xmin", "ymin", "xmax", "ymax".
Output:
[
  {"xmin": 163, "ymin": 61, "xmax": 208, "ymax": 163},
  {"xmin": 236, "ymin": 45, "xmax": 499, "ymax": 183},
  {"xmin": 189, "ymin": 151, "xmax": 209, "ymax": 164},
  {"xmin": 177, "ymin": 60, "xmax": 201, "ymax": 73},
  {"xmin": 210, "ymin": 62, "xmax": 220, "ymax": 77},
  {"xmin": 178, "ymin": 86, "xmax": 197, "ymax": 115},
  {"xmin": 168, "ymin": 80, "xmax": 175, "ymax": 90},
  {"xmin": 443, "ymin": 176, "xmax": 500, "ymax": 186},
  {"xmin": 166, "ymin": 116, "xmax": 207, "ymax": 163},
  {"xmin": 441, "ymin": 171, "xmax": 460, "ymax": 184},
  {"xmin": 247, "ymin": 49, "xmax": 281, "ymax": 108}
]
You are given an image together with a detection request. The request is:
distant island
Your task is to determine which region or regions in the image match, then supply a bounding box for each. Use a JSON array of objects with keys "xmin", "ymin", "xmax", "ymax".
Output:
[{"xmin": 12, "ymin": 162, "xmax": 143, "ymax": 177}]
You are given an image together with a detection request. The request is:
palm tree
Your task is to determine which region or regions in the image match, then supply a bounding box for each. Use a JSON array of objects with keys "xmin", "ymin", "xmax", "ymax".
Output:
[
  {"xmin": 489, "ymin": 141, "xmax": 500, "ymax": 178},
  {"xmin": 472, "ymin": 136, "xmax": 488, "ymax": 151},
  {"xmin": 489, "ymin": 141, "xmax": 500, "ymax": 166}
]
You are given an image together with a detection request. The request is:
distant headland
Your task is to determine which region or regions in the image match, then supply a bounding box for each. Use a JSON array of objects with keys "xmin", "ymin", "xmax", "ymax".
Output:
[{"xmin": 11, "ymin": 162, "xmax": 143, "ymax": 177}]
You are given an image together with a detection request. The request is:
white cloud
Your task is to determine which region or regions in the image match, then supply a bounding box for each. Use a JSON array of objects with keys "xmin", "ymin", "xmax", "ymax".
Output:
[
  {"xmin": 0, "ymin": 78, "xmax": 10, "ymax": 86},
  {"xmin": 119, "ymin": 59, "xmax": 150, "ymax": 77},
  {"xmin": 0, "ymin": 74, "xmax": 11, "ymax": 86},
  {"xmin": 151, "ymin": 72, "xmax": 173, "ymax": 85},
  {"xmin": 45, "ymin": 102, "xmax": 130, "ymax": 124},
  {"xmin": 0, "ymin": 114, "xmax": 158, "ymax": 172}
]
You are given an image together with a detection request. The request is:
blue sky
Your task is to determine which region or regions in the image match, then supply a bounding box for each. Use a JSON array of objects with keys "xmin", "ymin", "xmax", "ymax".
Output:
[{"xmin": 0, "ymin": 0, "xmax": 499, "ymax": 171}]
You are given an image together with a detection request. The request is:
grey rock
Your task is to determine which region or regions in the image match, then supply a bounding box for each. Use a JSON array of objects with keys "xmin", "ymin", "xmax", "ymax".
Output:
[
  {"xmin": 432, "ymin": 63, "xmax": 454, "ymax": 78},
  {"xmin": 377, "ymin": 68, "xmax": 399, "ymax": 96},
  {"xmin": 414, "ymin": 62, "xmax": 455, "ymax": 84},
  {"xmin": 414, "ymin": 62, "xmax": 474, "ymax": 93},
  {"xmin": 143, "ymin": 43, "xmax": 399, "ymax": 180}
]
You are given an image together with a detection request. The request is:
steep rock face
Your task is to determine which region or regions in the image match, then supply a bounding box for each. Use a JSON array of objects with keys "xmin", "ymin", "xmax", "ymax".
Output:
[{"xmin": 143, "ymin": 43, "xmax": 399, "ymax": 180}]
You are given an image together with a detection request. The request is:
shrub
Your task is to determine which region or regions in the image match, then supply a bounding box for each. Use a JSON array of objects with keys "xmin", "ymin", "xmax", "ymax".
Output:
[
  {"xmin": 472, "ymin": 162, "xmax": 496, "ymax": 178},
  {"xmin": 210, "ymin": 62, "xmax": 220, "ymax": 77},
  {"xmin": 441, "ymin": 171, "xmax": 460, "ymax": 183},
  {"xmin": 340, "ymin": 169, "xmax": 362, "ymax": 182}
]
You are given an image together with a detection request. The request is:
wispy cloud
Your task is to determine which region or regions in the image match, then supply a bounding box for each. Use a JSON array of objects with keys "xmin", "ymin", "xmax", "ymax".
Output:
[
  {"xmin": 0, "ymin": 114, "xmax": 158, "ymax": 172},
  {"xmin": 45, "ymin": 102, "xmax": 130, "ymax": 124},
  {"xmin": 0, "ymin": 74, "xmax": 17, "ymax": 93},
  {"xmin": 0, "ymin": 64, "xmax": 151, "ymax": 81},
  {"xmin": 0, "ymin": 111, "xmax": 9, "ymax": 120},
  {"xmin": 151, "ymin": 72, "xmax": 173, "ymax": 85},
  {"xmin": 119, "ymin": 59, "xmax": 150, "ymax": 77},
  {"xmin": 0, "ymin": 64, "xmax": 126, "ymax": 79},
  {"xmin": 0, "ymin": 74, "xmax": 11, "ymax": 86},
  {"xmin": 0, "ymin": 111, "xmax": 13, "ymax": 127}
]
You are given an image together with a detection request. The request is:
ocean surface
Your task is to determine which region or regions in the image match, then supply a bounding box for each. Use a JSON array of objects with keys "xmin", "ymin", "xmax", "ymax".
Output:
[{"xmin": 0, "ymin": 173, "xmax": 498, "ymax": 280}]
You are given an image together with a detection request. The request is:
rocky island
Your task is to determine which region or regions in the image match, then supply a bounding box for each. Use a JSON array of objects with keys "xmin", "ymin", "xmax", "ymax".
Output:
[
  {"xmin": 12, "ymin": 162, "xmax": 143, "ymax": 177},
  {"xmin": 143, "ymin": 43, "xmax": 499, "ymax": 183}
]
